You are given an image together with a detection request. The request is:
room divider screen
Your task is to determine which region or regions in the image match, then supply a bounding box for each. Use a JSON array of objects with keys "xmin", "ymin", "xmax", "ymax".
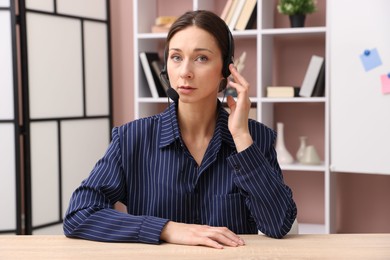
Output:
[
  {"xmin": 18, "ymin": 0, "xmax": 113, "ymax": 234},
  {"xmin": 0, "ymin": 0, "xmax": 22, "ymax": 234}
]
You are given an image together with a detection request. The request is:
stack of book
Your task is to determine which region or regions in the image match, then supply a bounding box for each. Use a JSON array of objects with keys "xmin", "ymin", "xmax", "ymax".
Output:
[
  {"xmin": 221, "ymin": 0, "xmax": 257, "ymax": 31},
  {"xmin": 139, "ymin": 52, "xmax": 167, "ymax": 98},
  {"xmin": 266, "ymin": 86, "xmax": 300, "ymax": 98},
  {"xmin": 151, "ymin": 16, "xmax": 177, "ymax": 33}
]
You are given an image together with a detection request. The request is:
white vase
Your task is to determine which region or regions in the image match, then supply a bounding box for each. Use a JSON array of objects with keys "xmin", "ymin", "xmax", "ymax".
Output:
[
  {"xmin": 296, "ymin": 136, "xmax": 307, "ymax": 162},
  {"xmin": 300, "ymin": 145, "xmax": 321, "ymax": 165},
  {"xmin": 275, "ymin": 122, "xmax": 294, "ymax": 164}
]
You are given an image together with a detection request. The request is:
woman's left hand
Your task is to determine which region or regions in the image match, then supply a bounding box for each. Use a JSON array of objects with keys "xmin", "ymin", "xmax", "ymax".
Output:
[{"xmin": 226, "ymin": 63, "xmax": 253, "ymax": 152}]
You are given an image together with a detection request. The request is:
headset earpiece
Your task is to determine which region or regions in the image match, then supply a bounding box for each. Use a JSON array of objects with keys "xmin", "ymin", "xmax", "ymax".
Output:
[
  {"xmin": 220, "ymin": 27, "xmax": 234, "ymax": 92},
  {"xmin": 218, "ymin": 78, "xmax": 227, "ymax": 92}
]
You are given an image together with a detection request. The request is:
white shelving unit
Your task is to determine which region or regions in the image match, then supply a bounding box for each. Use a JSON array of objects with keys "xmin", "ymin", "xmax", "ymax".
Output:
[{"xmin": 133, "ymin": 0, "xmax": 331, "ymax": 234}]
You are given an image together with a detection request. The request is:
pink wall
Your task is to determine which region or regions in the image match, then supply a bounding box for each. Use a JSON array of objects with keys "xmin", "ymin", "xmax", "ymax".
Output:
[
  {"xmin": 109, "ymin": 0, "xmax": 390, "ymax": 233},
  {"xmin": 110, "ymin": 0, "xmax": 134, "ymax": 126}
]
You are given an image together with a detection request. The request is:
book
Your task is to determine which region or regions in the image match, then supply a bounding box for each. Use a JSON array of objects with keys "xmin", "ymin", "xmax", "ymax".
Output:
[
  {"xmin": 311, "ymin": 60, "xmax": 325, "ymax": 97},
  {"xmin": 151, "ymin": 60, "xmax": 168, "ymax": 95},
  {"xmin": 224, "ymin": 0, "xmax": 239, "ymax": 25},
  {"xmin": 220, "ymin": 0, "xmax": 234, "ymax": 21},
  {"xmin": 139, "ymin": 52, "xmax": 167, "ymax": 98},
  {"xmin": 299, "ymin": 55, "xmax": 324, "ymax": 97},
  {"xmin": 151, "ymin": 16, "xmax": 177, "ymax": 33},
  {"xmin": 267, "ymin": 86, "xmax": 300, "ymax": 98},
  {"xmin": 235, "ymin": 0, "xmax": 257, "ymax": 31},
  {"xmin": 228, "ymin": 0, "xmax": 246, "ymax": 30}
]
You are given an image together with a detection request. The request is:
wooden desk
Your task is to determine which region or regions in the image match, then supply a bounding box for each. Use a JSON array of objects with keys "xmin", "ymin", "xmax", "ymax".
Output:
[{"xmin": 0, "ymin": 234, "xmax": 389, "ymax": 259}]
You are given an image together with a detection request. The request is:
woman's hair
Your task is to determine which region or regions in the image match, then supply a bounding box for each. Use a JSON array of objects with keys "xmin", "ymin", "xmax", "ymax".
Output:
[{"xmin": 164, "ymin": 10, "xmax": 234, "ymax": 78}]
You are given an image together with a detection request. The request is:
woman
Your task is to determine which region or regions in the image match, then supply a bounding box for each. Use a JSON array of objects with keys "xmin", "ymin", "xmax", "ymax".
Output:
[{"xmin": 64, "ymin": 10, "xmax": 297, "ymax": 249}]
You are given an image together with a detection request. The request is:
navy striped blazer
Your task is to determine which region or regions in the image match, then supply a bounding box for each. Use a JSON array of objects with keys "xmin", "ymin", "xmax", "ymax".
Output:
[{"xmin": 63, "ymin": 102, "xmax": 297, "ymax": 244}]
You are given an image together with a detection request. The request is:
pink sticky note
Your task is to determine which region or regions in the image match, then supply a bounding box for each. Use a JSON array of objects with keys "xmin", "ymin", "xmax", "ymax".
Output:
[{"xmin": 381, "ymin": 73, "xmax": 390, "ymax": 94}]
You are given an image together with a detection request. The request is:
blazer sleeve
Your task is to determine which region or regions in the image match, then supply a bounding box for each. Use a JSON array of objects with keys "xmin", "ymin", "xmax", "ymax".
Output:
[
  {"xmin": 63, "ymin": 127, "xmax": 169, "ymax": 243},
  {"xmin": 226, "ymin": 122, "xmax": 297, "ymax": 238}
]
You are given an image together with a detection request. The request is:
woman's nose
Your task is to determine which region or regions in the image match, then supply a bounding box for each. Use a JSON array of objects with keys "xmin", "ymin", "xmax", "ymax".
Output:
[{"xmin": 179, "ymin": 60, "xmax": 193, "ymax": 79}]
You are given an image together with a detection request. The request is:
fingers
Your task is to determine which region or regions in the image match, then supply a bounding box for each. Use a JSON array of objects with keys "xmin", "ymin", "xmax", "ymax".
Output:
[
  {"xmin": 228, "ymin": 64, "xmax": 249, "ymax": 94},
  {"xmin": 161, "ymin": 222, "xmax": 245, "ymax": 249},
  {"xmin": 209, "ymin": 226, "xmax": 245, "ymax": 247},
  {"xmin": 226, "ymin": 95, "xmax": 236, "ymax": 112},
  {"xmin": 199, "ymin": 226, "xmax": 245, "ymax": 249}
]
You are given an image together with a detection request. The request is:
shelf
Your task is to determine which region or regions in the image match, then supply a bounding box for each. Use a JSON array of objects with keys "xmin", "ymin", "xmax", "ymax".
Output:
[
  {"xmin": 137, "ymin": 97, "xmax": 170, "ymax": 103},
  {"xmin": 281, "ymin": 162, "xmax": 327, "ymax": 172},
  {"xmin": 137, "ymin": 33, "xmax": 167, "ymax": 39},
  {"xmin": 138, "ymin": 28, "xmax": 326, "ymax": 39},
  {"xmin": 232, "ymin": 29, "xmax": 258, "ymax": 38},
  {"xmin": 138, "ymin": 30, "xmax": 260, "ymax": 40},
  {"xmin": 261, "ymin": 97, "xmax": 326, "ymax": 103},
  {"xmin": 261, "ymin": 27, "xmax": 326, "ymax": 35}
]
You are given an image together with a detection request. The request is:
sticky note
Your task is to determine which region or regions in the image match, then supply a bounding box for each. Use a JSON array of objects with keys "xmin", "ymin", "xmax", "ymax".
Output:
[
  {"xmin": 360, "ymin": 48, "xmax": 382, "ymax": 71},
  {"xmin": 381, "ymin": 73, "xmax": 390, "ymax": 94}
]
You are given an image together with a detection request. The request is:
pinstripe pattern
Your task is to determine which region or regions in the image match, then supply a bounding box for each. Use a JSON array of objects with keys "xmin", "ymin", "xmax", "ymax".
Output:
[{"xmin": 64, "ymin": 102, "xmax": 297, "ymax": 244}]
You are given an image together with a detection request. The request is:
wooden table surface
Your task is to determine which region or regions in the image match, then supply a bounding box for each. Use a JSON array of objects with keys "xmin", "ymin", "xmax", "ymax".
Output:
[{"xmin": 0, "ymin": 234, "xmax": 389, "ymax": 259}]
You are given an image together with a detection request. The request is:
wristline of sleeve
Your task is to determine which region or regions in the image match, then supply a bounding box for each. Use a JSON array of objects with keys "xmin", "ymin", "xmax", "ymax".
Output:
[
  {"xmin": 138, "ymin": 216, "xmax": 170, "ymax": 244},
  {"xmin": 226, "ymin": 143, "xmax": 268, "ymax": 174}
]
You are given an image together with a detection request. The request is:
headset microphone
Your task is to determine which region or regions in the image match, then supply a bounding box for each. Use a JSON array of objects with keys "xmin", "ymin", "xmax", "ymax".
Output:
[
  {"xmin": 160, "ymin": 71, "xmax": 179, "ymax": 102},
  {"xmin": 166, "ymin": 86, "xmax": 179, "ymax": 102}
]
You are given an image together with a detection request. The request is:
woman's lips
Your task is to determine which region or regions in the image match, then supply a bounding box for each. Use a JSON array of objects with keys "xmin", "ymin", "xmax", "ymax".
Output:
[{"xmin": 178, "ymin": 86, "xmax": 195, "ymax": 94}]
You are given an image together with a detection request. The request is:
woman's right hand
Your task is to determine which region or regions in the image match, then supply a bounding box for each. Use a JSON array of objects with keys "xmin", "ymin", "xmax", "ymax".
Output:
[{"xmin": 160, "ymin": 221, "xmax": 245, "ymax": 249}]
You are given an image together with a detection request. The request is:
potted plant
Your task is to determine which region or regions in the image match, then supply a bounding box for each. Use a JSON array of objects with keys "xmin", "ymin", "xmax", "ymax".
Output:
[{"xmin": 277, "ymin": 0, "xmax": 317, "ymax": 28}]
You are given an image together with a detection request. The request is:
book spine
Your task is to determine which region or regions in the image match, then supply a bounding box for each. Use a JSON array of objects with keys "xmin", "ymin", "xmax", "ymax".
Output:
[
  {"xmin": 220, "ymin": 0, "xmax": 233, "ymax": 21},
  {"xmin": 235, "ymin": 0, "xmax": 257, "ymax": 31},
  {"xmin": 299, "ymin": 55, "xmax": 324, "ymax": 97},
  {"xmin": 228, "ymin": 0, "xmax": 246, "ymax": 30},
  {"xmin": 139, "ymin": 52, "xmax": 159, "ymax": 98}
]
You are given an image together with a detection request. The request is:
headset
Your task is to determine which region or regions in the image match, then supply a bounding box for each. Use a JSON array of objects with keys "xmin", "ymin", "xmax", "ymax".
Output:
[{"xmin": 160, "ymin": 23, "xmax": 235, "ymax": 102}]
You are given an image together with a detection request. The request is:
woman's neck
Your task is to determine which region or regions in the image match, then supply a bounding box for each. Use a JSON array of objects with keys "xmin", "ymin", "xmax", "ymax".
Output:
[{"xmin": 177, "ymin": 100, "xmax": 218, "ymax": 138}]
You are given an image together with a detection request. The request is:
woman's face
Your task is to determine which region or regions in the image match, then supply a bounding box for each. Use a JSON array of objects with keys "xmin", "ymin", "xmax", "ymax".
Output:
[{"xmin": 167, "ymin": 26, "xmax": 224, "ymax": 104}]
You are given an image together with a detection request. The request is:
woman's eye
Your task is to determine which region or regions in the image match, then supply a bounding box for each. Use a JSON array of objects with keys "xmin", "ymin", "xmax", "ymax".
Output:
[
  {"xmin": 196, "ymin": 55, "xmax": 208, "ymax": 62},
  {"xmin": 170, "ymin": 55, "xmax": 182, "ymax": 62}
]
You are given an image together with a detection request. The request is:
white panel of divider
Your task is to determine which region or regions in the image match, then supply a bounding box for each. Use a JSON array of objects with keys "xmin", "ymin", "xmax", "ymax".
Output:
[
  {"xmin": 0, "ymin": 11, "xmax": 14, "ymax": 120},
  {"xmin": 30, "ymin": 121, "xmax": 60, "ymax": 227},
  {"xmin": 0, "ymin": 0, "xmax": 10, "ymax": 7},
  {"xmin": 0, "ymin": 124, "xmax": 16, "ymax": 231},
  {"xmin": 26, "ymin": 13, "xmax": 83, "ymax": 119},
  {"xmin": 57, "ymin": 0, "xmax": 106, "ymax": 20},
  {"xmin": 84, "ymin": 21, "xmax": 110, "ymax": 116},
  {"xmin": 25, "ymin": 0, "xmax": 54, "ymax": 12},
  {"xmin": 60, "ymin": 118, "xmax": 110, "ymax": 215}
]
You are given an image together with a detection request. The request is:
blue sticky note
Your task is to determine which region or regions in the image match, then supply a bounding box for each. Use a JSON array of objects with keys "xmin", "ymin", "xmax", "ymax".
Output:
[{"xmin": 360, "ymin": 48, "xmax": 382, "ymax": 71}]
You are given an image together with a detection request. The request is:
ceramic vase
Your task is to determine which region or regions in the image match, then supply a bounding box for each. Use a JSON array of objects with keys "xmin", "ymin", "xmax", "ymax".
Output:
[
  {"xmin": 296, "ymin": 136, "xmax": 307, "ymax": 162},
  {"xmin": 275, "ymin": 122, "xmax": 294, "ymax": 164},
  {"xmin": 300, "ymin": 145, "xmax": 321, "ymax": 165}
]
